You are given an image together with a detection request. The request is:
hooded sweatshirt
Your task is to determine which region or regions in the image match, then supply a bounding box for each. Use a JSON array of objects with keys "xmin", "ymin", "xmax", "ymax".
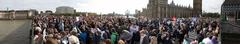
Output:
[{"xmin": 111, "ymin": 32, "xmax": 118, "ymax": 44}]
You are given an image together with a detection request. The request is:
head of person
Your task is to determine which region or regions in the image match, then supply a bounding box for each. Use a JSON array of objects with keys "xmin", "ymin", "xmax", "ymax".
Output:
[
  {"xmin": 70, "ymin": 31, "xmax": 78, "ymax": 36},
  {"xmin": 64, "ymin": 28, "xmax": 70, "ymax": 34},
  {"xmin": 60, "ymin": 31, "xmax": 67, "ymax": 36},
  {"xmin": 81, "ymin": 25, "xmax": 86, "ymax": 32},
  {"xmin": 47, "ymin": 28, "xmax": 55, "ymax": 34},
  {"xmin": 140, "ymin": 29, "xmax": 147, "ymax": 36},
  {"xmin": 54, "ymin": 33, "xmax": 61, "ymax": 39},
  {"xmin": 46, "ymin": 34, "xmax": 54, "ymax": 39},
  {"xmin": 184, "ymin": 34, "xmax": 188, "ymax": 38},
  {"xmin": 35, "ymin": 27, "xmax": 42, "ymax": 34}
]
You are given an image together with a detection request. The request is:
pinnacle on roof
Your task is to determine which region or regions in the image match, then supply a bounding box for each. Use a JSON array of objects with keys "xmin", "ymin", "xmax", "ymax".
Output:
[{"xmin": 170, "ymin": 0, "xmax": 175, "ymax": 5}]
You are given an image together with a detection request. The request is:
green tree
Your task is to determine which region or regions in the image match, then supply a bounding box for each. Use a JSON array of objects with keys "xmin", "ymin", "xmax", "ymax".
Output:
[{"xmin": 202, "ymin": 13, "xmax": 220, "ymax": 18}]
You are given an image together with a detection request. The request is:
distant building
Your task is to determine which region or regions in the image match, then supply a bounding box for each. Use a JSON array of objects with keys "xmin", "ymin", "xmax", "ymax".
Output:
[
  {"xmin": 55, "ymin": 6, "xmax": 75, "ymax": 14},
  {"xmin": 193, "ymin": 0, "xmax": 202, "ymax": 16},
  {"xmin": 45, "ymin": 10, "xmax": 53, "ymax": 13},
  {"xmin": 135, "ymin": 10, "xmax": 141, "ymax": 17},
  {"xmin": 138, "ymin": 0, "xmax": 194, "ymax": 19},
  {"xmin": 0, "ymin": 9, "xmax": 38, "ymax": 19},
  {"xmin": 40, "ymin": 10, "xmax": 53, "ymax": 15},
  {"xmin": 221, "ymin": 0, "xmax": 240, "ymax": 20}
]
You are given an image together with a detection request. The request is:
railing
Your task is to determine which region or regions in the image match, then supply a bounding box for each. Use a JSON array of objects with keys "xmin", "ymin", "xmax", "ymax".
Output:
[{"xmin": 30, "ymin": 19, "xmax": 35, "ymax": 44}]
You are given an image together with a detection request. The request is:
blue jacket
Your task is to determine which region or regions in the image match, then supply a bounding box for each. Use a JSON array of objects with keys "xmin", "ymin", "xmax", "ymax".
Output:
[{"xmin": 79, "ymin": 32, "xmax": 88, "ymax": 44}]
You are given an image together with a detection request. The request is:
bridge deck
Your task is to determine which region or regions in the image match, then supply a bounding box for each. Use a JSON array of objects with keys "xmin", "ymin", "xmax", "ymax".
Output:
[{"xmin": 0, "ymin": 20, "xmax": 31, "ymax": 44}]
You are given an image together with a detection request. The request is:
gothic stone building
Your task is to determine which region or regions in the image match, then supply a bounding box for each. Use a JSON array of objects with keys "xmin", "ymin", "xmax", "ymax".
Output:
[
  {"xmin": 137, "ymin": 0, "xmax": 202, "ymax": 19},
  {"xmin": 193, "ymin": 0, "xmax": 202, "ymax": 17},
  {"xmin": 221, "ymin": 0, "xmax": 240, "ymax": 20}
]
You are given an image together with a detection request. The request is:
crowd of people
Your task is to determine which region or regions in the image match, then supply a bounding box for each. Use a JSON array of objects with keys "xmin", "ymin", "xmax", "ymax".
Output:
[{"xmin": 32, "ymin": 15, "xmax": 220, "ymax": 44}]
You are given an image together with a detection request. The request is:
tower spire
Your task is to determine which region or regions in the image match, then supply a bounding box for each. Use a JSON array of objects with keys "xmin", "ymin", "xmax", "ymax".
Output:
[
  {"xmin": 188, "ymin": 4, "xmax": 191, "ymax": 8},
  {"xmin": 170, "ymin": 0, "xmax": 175, "ymax": 5}
]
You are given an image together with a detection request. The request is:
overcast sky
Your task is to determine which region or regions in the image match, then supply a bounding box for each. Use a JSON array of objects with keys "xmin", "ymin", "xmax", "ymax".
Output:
[{"xmin": 0, "ymin": 0, "xmax": 224, "ymax": 14}]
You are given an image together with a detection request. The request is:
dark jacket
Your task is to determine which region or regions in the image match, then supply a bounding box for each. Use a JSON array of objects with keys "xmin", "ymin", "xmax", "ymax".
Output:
[
  {"xmin": 162, "ymin": 37, "xmax": 172, "ymax": 44},
  {"xmin": 141, "ymin": 36, "xmax": 150, "ymax": 44},
  {"xmin": 132, "ymin": 31, "xmax": 140, "ymax": 41}
]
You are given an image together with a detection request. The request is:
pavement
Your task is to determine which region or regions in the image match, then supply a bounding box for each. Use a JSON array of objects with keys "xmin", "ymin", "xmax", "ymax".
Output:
[
  {"xmin": 221, "ymin": 21, "xmax": 240, "ymax": 44},
  {"xmin": 222, "ymin": 22, "xmax": 240, "ymax": 33},
  {"xmin": 0, "ymin": 20, "xmax": 31, "ymax": 44}
]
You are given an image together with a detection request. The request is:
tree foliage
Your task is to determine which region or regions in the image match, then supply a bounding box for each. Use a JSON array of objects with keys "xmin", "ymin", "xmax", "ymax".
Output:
[
  {"xmin": 51, "ymin": 13, "xmax": 80, "ymax": 16},
  {"xmin": 202, "ymin": 13, "xmax": 220, "ymax": 18}
]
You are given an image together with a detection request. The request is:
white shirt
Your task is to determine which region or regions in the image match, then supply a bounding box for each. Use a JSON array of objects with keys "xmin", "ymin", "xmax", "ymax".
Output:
[
  {"xmin": 68, "ymin": 35, "xmax": 80, "ymax": 44},
  {"xmin": 91, "ymin": 28, "xmax": 101, "ymax": 34},
  {"xmin": 130, "ymin": 25, "xmax": 139, "ymax": 33},
  {"xmin": 202, "ymin": 37, "xmax": 213, "ymax": 44},
  {"xmin": 43, "ymin": 29, "xmax": 47, "ymax": 42}
]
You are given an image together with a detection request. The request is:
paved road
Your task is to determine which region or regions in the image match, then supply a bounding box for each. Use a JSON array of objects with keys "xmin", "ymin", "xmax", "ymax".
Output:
[
  {"xmin": 0, "ymin": 20, "xmax": 31, "ymax": 44},
  {"xmin": 221, "ymin": 22, "xmax": 240, "ymax": 44},
  {"xmin": 222, "ymin": 22, "xmax": 240, "ymax": 33}
]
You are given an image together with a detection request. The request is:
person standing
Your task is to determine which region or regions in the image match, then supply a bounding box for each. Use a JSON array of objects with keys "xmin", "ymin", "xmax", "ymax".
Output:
[
  {"xmin": 68, "ymin": 31, "xmax": 80, "ymax": 44},
  {"xmin": 120, "ymin": 30, "xmax": 132, "ymax": 44},
  {"xmin": 79, "ymin": 27, "xmax": 88, "ymax": 44},
  {"xmin": 111, "ymin": 29, "xmax": 118, "ymax": 44},
  {"xmin": 60, "ymin": 31, "xmax": 69, "ymax": 44},
  {"xmin": 139, "ymin": 29, "xmax": 150, "ymax": 44}
]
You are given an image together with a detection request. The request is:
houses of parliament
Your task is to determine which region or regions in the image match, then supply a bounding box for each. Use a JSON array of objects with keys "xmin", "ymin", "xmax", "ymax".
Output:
[{"xmin": 136, "ymin": 0, "xmax": 202, "ymax": 19}]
